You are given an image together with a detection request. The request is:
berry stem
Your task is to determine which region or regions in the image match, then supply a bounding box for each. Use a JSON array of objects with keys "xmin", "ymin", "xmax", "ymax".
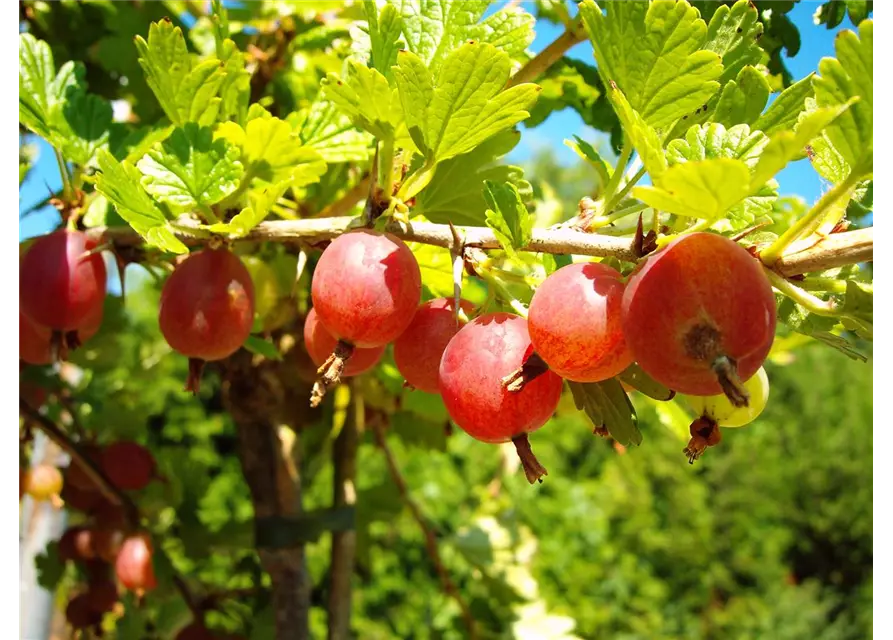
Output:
[
  {"xmin": 310, "ymin": 340, "xmax": 355, "ymax": 408},
  {"xmin": 501, "ymin": 351, "xmax": 550, "ymax": 393},
  {"xmin": 711, "ymin": 355, "xmax": 749, "ymax": 408},
  {"xmin": 185, "ymin": 358, "xmax": 206, "ymax": 396},
  {"xmin": 512, "ymin": 433, "xmax": 548, "ymax": 484}
]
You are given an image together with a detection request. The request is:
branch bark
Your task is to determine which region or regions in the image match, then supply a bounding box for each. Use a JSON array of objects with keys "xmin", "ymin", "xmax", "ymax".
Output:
[
  {"xmin": 371, "ymin": 422, "xmax": 478, "ymax": 640},
  {"xmin": 327, "ymin": 393, "xmax": 359, "ymax": 640},
  {"xmin": 507, "ymin": 24, "xmax": 586, "ymax": 88},
  {"xmin": 221, "ymin": 349, "xmax": 311, "ymax": 640},
  {"xmin": 772, "ymin": 228, "xmax": 873, "ymax": 277}
]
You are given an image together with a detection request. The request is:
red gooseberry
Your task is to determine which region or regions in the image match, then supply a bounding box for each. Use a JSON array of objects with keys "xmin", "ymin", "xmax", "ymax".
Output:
[{"xmin": 303, "ymin": 308, "xmax": 384, "ymax": 377}]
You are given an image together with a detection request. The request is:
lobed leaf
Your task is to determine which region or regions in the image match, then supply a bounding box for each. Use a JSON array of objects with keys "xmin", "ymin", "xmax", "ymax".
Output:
[
  {"xmin": 633, "ymin": 158, "xmax": 751, "ymax": 220},
  {"xmin": 483, "ymin": 180, "xmax": 532, "ymax": 259},
  {"xmin": 321, "ymin": 60, "xmax": 402, "ymax": 140},
  {"xmin": 753, "ymin": 73, "xmax": 815, "ymax": 137},
  {"xmin": 712, "ymin": 66, "xmax": 770, "ymax": 129},
  {"xmin": 702, "ymin": 0, "xmax": 766, "ymax": 85}
]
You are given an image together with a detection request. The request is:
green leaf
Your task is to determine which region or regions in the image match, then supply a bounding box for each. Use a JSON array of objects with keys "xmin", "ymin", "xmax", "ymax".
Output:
[
  {"xmin": 19, "ymin": 34, "xmax": 85, "ymax": 141},
  {"xmin": 568, "ymin": 379, "xmax": 642, "ymax": 446},
  {"xmin": 813, "ymin": 20, "xmax": 872, "ymax": 176},
  {"xmin": 617, "ymin": 363, "xmax": 674, "ymax": 402},
  {"xmin": 776, "ymin": 297, "xmax": 867, "ymax": 361},
  {"xmin": 528, "ymin": 58, "xmax": 603, "ymax": 128},
  {"xmin": 667, "ymin": 122, "xmax": 769, "ymax": 168},
  {"xmin": 391, "ymin": 0, "xmax": 534, "ymax": 70},
  {"xmin": 321, "ymin": 60, "xmax": 402, "ymax": 140},
  {"xmin": 365, "ymin": 1, "xmax": 404, "ymax": 80},
  {"xmin": 703, "ymin": 0, "xmax": 766, "ymax": 85},
  {"xmin": 564, "ymin": 136, "xmax": 611, "ymax": 185},
  {"xmin": 634, "ymin": 158, "xmax": 751, "ymax": 220},
  {"xmin": 604, "ymin": 85, "xmax": 667, "ymax": 178},
  {"xmin": 216, "ymin": 116, "xmax": 326, "ymax": 186},
  {"xmin": 391, "ymin": 410, "xmax": 447, "ymax": 451},
  {"xmin": 712, "ymin": 66, "xmax": 770, "ymax": 128},
  {"xmin": 749, "ymin": 102, "xmax": 852, "ymax": 191},
  {"xmin": 137, "ymin": 123, "xmax": 243, "ymax": 211},
  {"xmin": 845, "ymin": 0, "xmax": 871, "ymax": 26},
  {"xmin": 394, "ymin": 43, "xmax": 540, "ymax": 163},
  {"xmin": 217, "ymin": 38, "xmax": 250, "ymax": 125},
  {"xmin": 483, "ymin": 180, "xmax": 532, "ymax": 259},
  {"xmin": 34, "ymin": 545, "xmax": 65, "ymax": 591},
  {"xmin": 753, "ymin": 73, "xmax": 815, "ymax": 137},
  {"xmin": 216, "ymin": 180, "xmax": 291, "ymax": 237},
  {"xmin": 135, "ymin": 19, "xmax": 225, "ymax": 126},
  {"xmin": 54, "ymin": 92, "xmax": 113, "ymax": 167},
  {"xmin": 94, "ymin": 149, "xmax": 188, "ymax": 254},
  {"xmin": 291, "ymin": 101, "xmax": 373, "ymax": 164},
  {"xmin": 243, "ymin": 335, "xmax": 283, "ymax": 361},
  {"xmin": 414, "ymin": 130, "xmax": 524, "ymax": 225},
  {"xmin": 840, "ymin": 280, "xmax": 872, "ymax": 340},
  {"xmin": 580, "ymin": 0, "xmax": 722, "ymax": 129}
]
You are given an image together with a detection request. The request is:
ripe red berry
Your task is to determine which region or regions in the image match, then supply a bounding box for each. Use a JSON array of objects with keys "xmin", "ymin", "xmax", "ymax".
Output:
[
  {"xmin": 66, "ymin": 593, "xmax": 102, "ymax": 630},
  {"xmin": 159, "ymin": 248, "xmax": 255, "ymax": 394},
  {"xmin": 115, "ymin": 533, "xmax": 157, "ymax": 592},
  {"xmin": 394, "ymin": 298, "xmax": 474, "ymax": 393},
  {"xmin": 20, "ymin": 230, "xmax": 107, "ymax": 332},
  {"xmin": 439, "ymin": 313, "xmax": 563, "ymax": 483},
  {"xmin": 20, "ymin": 303, "xmax": 103, "ymax": 365},
  {"xmin": 622, "ymin": 232, "xmax": 776, "ymax": 404},
  {"xmin": 85, "ymin": 579, "xmax": 118, "ymax": 614},
  {"xmin": 100, "ymin": 441, "xmax": 156, "ymax": 491},
  {"xmin": 23, "ymin": 463, "xmax": 63, "ymax": 501},
  {"xmin": 528, "ymin": 262, "xmax": 633, "ymax": 382},
  {"xmin": 303, "ymin": 308, "xmax": 384, "ymax": 376},
  {"xmin": 310, "ymin": 230, "xmax": 421, "ymax": 347},
  {"xmin": 59, "ymin": 526, "xmax": 95, "ymax": 562}
]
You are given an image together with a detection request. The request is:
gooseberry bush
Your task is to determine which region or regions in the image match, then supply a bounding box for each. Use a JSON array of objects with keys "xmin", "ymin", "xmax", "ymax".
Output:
[{"xmin": 19, "ymin": 1, "xmax": 872, "ymax": 638}]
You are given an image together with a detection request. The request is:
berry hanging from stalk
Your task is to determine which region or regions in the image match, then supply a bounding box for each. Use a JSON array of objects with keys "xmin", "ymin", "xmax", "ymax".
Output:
[
  {"xmin": 159, "ymin": 248, "xmax": 255, "ymax": 394},
  {"xmin": 309, "ymin": 230, "xmax": 421, "ymax": 406},
  {"xmin": 100, "ymin": 441, "xmax": 156, "ymax": 491},
  {"xmin": 622, "ymin": 232, "xmax": 776, "ymax": 406},
  {"xmin": 514, "ymin": 261, "xmax": 632, "ymax": 388},
  {"xmin": 394, "ymin": 298, "xmax": 474, "ymax": 394},
  {"xmin": 303, "ymin": 308, "xmax": 384, "ymax": 377},
  {"xmin": 20, "ymin": 302, "xmax": 103, "ymax": 366},
  {"xmin": 23, "ymin": 463, "xmax": 64, "ymax": 504},
  {"xmin": 681, "ymin": 367, "xmax": 770, "ymax": 463},
  {"xmin": 439, "ymin": 313, "xmax": 563, "ymax": 484},
  {"xmin": 19, "ymin": 230, "xmax": 107, "ymax": 359},
  {"xmin": 115, "ymin": 533, "xmax": 157, "ymax": 592}
]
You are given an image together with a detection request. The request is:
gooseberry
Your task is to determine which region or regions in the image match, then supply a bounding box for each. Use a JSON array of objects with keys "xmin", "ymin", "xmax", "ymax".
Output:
[
  {"xmin": 683, "ymin": 367, "xmax": 770, "ymax": 428},
  {"xmin": 303, "ymin": 308, "xmax": 384, "ymax": 377},
  {"xmin": 439, "ymin": 313, "xmax": 563, "ymax": 483},
  {"xmin": 23, "ymin": 463, "xmax": 63, "ymax": 501},
  {"xmin": 159, "ymin": 248, "xmax": 255, "ymax": 394},
  {"xmin": 622, "ymin": 232, "xmax": 776, "ymax": 405},
  {"xmin": 394, "ymin": 298, "xmax": 474, "ymax": 393},
  {"xmin": 100, "ymin": 441, "xmax": 156, "ymax": 491},
  {"xmin": 115, "ymin": 533, "xmax": 157, "ymax": 592}
]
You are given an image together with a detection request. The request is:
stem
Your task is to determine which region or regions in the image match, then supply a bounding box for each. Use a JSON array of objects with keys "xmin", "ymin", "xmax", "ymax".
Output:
[
  {"xmin": 761, "ymin": 170, "xmax": 862, "ymax": 265},
  {"xmin": 763, "ymin": 267, "xmax": 840, "ymax": 317},
  {"xmin": 773, "ymin": 227, "xmax": 873, "ymax": 277},
  {"xmin": 601, "ymin": 141, "xmax": 633, "ymax": 206},
  {"xmin": 327, "ymin": 389, "xmax": 359, "ymax": 640},
  {"xmin": 798, "ymin": 277, "xmax": 860, "ymax": 294},
  {"xmin": 198, "ymin": 204, "xmax": 221, "ymax": 225},
  {"xmin": 378, "ymin": 137, "xmax": 396, "ymax": 198},
  {"xmin": 603, "ymin": 166, "xmax": 647, "ymax": 214},
  {"xmin": 371, "ymin": 421, "xmax": 478, "ymax": 640},
  {"xmin": 507, "ymin": 24, "xmax": 586, "ymax": 88},
  {"xmin": 477, "ymin": 267, "xmax": 528, "ymax": 318},
  {"xmin": 54, "ymin": 148, "xmax": 74, "ymax": 203},
  {"xmin": 585, "ymin": 201, "xmax": 649, "ymax": 230}
]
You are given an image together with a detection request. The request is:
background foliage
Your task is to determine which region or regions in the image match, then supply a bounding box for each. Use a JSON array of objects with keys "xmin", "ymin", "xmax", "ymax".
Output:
[{"xmin": 19, "ymin": 1, "xmax": 872, "ymax": 638}]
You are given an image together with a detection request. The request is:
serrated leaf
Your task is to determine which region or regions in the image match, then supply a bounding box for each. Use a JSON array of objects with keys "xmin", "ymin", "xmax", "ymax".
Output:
[
  {"xmin": 564, "ymin": 136, "xmax": 611, "ymax": 185},
  {"xmin": 667, "ymin": 122, "xmax": 769, "ymax": 167},
  {"xmin": 366, "ymin": 1, "xmax": 404, "ymax": 80},
  {"xmin": 604, "ymin": 85, "xmax": 667, "ymax": 178},
  {"xmin": 135, "ymin": 19, "xmax": 225, "ymax": 126},
  {"xmin": 617, "ymin": 363, "xmax": 674, "ymax": 401},
  {"xmin": 750, "ymin": 102, "xmax": 852, "ymax": 191},
  {"xmin": 634, "ymin": 158, "xmax": 750, "ymax": 219},
  {"xmin": 414, "ymin": 130, "xmax": 523, "ymax": 225},
  {"xmin": 138, "ymin": 123, "xmax": 243, "ymax": 211},
  {"xmin": 391, "ymin": 0, "xmax": 534, "ymax": 70},
  {"xmin": 34, "ymin": 545, "xmax": 65, "ymax": 591},
  {"xmin": 568, "ymin": 379, "xmax": 642, "ymax": 446},
  {"xmin": 394, "ymin": 43, "xmax": 540, "ymax": 163},
  {"xmin": 243, "ymin": 335, "xmax": 283, "ymax": 360},
  {"xmin": 703, "ymin": 0, "xmax": 766, "ymax": 85},
  {"xmin": 813, "ymin": 20, "xmax": 872, "ymax": 176},
  {"xmin": 321, "ymin": 60, "xmax": 402, "ymax": 140},
  {"xmin": 712, "ymin": 66, "xmax": 770, "ymax": 128},
  {"xmin": 217, "ymin": 38, "xmax": 250, "ymax": 125},
  {"xmin": 580, "ymin": 0, "xmax": 722, "ymax": 129},
  {"xmin": 54, "ymin": 92, "xmax": 113, "ymax": 167},
  {"xmin": 217, "ymin": 180, "xmax": 291, "ymax": 237},
  {"xmin": 94, "ymin": 149, "xmax": 189, "ymax": 254},
  {"xmin": 19, "ymin": 34, "xmax": 86, "ymax": 143},
  {"xmin": 292, "ymin": 101, "xmax": 374, "ymax": 163},
  {"xmin": 483, "ymin": 180, "xmax": 531, "ymax": 259},
  {"xmin": 753, "ymin": 73, "xmax": 815, "ymax": 137},
  {"xmin": 216, "ymin": 116, "xmax": 326, "ymax": 187}
]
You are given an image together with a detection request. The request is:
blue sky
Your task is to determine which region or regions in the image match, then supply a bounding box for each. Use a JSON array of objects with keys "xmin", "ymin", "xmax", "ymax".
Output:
[{"xmin": 19, "ymin": 1, "xmax": 868, "ymax": 243}]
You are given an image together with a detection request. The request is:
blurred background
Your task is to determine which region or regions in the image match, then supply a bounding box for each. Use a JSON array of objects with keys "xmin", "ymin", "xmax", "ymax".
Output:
[{"xmin": 19, "ymin": 1, "xmax": 872, "ymax": 638}]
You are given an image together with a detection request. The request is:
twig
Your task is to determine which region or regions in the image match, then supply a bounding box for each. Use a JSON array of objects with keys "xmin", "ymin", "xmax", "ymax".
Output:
[
  {"xmin": 314, "ymin": 175, "xmax": 372, "ymax": 218},
  {"xmin": 772, "ymin": 227, "xmax": 873, "ymax": 277},
  {"xmin": 371, "ymin": 422, "xmax": 478, "ymax": 640},
  {"xmin": 507, "ymin": 24, "xmax": 586, "ymax": 88}
]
